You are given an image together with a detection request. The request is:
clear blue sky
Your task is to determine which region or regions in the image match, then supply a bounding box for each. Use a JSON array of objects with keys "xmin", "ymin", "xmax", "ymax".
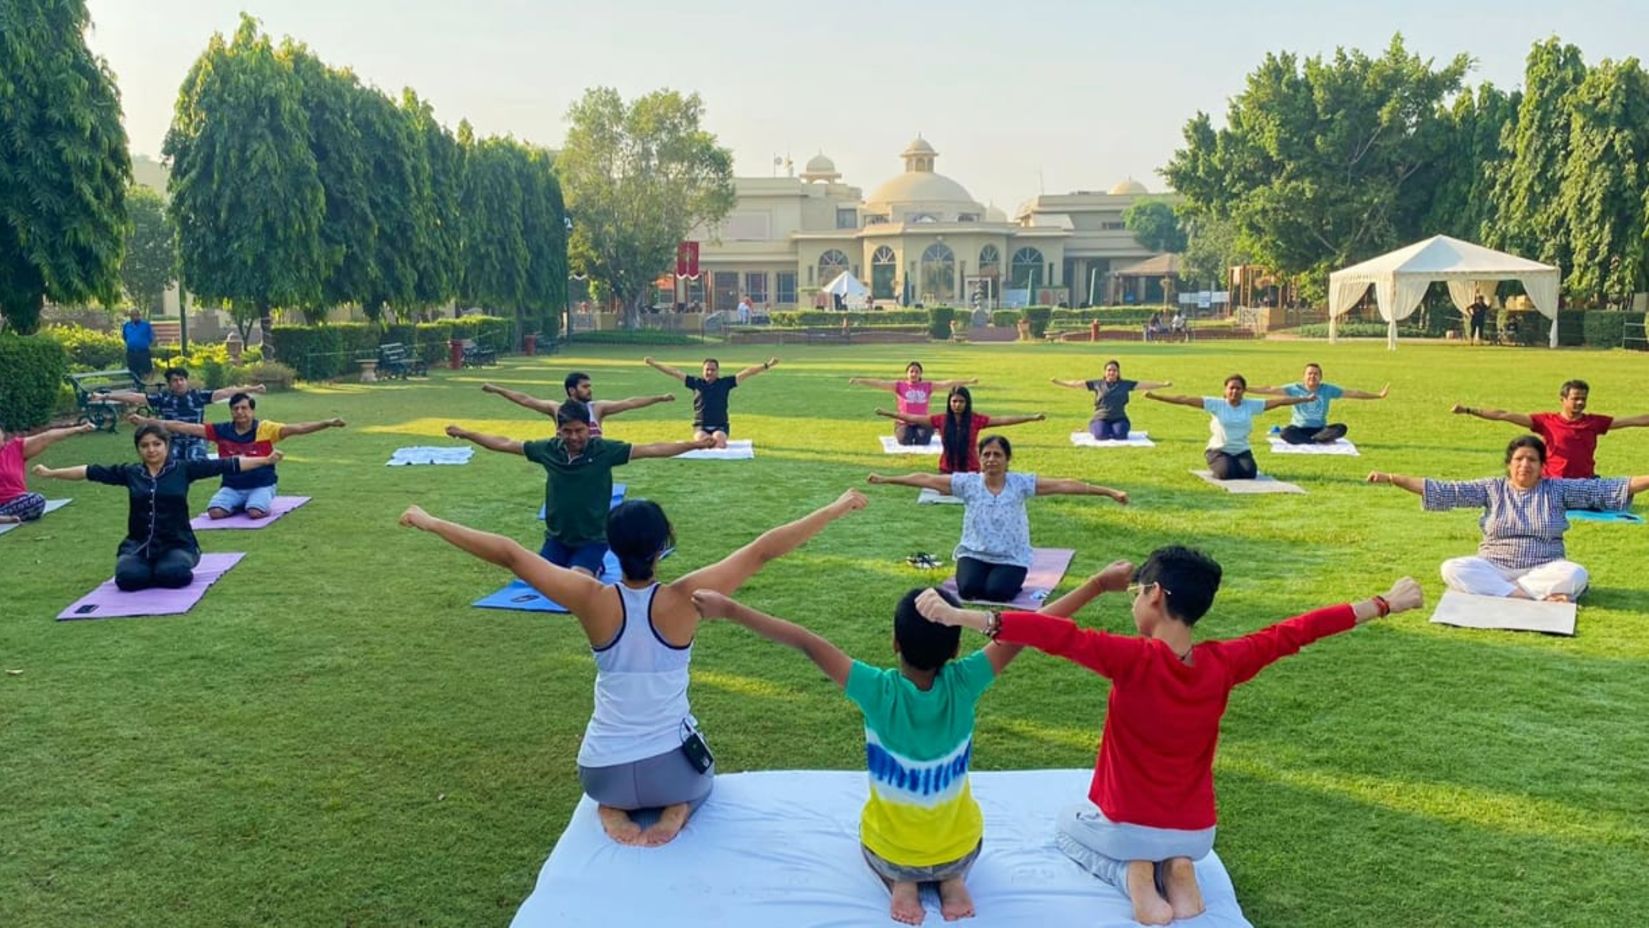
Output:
[{"xmin": 86, "ymin": 0, "xmax": 1645, "ymax": 210}]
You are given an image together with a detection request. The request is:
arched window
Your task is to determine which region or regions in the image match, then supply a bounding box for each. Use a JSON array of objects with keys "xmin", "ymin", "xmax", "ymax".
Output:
[
  {"xmin": 978, "ymin": 244, "xmax": 1001, "ymax": 278},
  {"xmin": 817, "ymin": 249, "xmax": 850, "ymax": 284},
  {"xmin": 871, "ymin": 246, "xmax": 897, "ymax": 300},
  {"xmin": 1011, "ymin": 247, "xmax": 1045, "ymax": 290},
  {"xmin": 920, "ymin": 242, "xmax": 956, "ymax": 303}
]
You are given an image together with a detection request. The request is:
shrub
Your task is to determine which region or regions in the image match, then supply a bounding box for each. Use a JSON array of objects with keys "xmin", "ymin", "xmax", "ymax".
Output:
[
  {"xmin": 381, "ymin": 322, "xmax": 417, "ymax": 351},
  {"xmin": 990, "ymin": 310, "xmax": 1017, "ymax": 327},
  {"xmin": 228, "ymin": 361, "xmax": 297, "ymax": 392},
  {"xmin": 1050, "ymin": 307, "xmax": 1160, "ymax": 325},
  {"xmin": 268, "ymin": 323, "xmax": 378, "ymax": 380},
  {"xmin": 415, "ymin": 321, "xmax": 457, "ymax": 365},
  {"xmin": 1292, "ymin": 322, "xmax": 1427, "ymax": 339},
  {"xmin": 769, "ymin": 310, "xmax": 926, "ymax": 327},
  {"xmin": 41, "ymin": 323, "xmax": 125, "ymax": 370},
  {"xmin": 1023, "ymin": 306, "xmax": 1053, "ymax": 338},
  {"xmin": 471, "ymin": 315, "xmax": 515, "ymax": 351},
  {"xmin": 565, "ymin": 330, "xmax": 707, "ymax": 346},
  {"xmin": 0, "ymin": 333, "xmax": 71, "ymax": 431},
  {"xmin": 926, "ymin": 307, "xmax": 955, "ymax": 340},
  {"xmin": 157, "ymin": 344, "xmax": 234, "ymax": 390}
]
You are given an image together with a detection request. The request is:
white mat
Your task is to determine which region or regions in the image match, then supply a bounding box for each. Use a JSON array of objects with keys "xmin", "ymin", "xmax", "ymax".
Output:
[
  {"xmin": 880, "ymin": 435, "xmax": 944, "ymax": 454},
  {"xmin": 0, "ymin": 498, "xmax": 72, "ymax": 536},
  {"xmin": 918, "ymin": 487, "xmax": 964, "ymax": 505},
  {"xmin": 510, "ymin": 769, "xmax": 1251, "ymax": 928},
  {"xmin": 1267, "ymin": 437, "xmax": 1359, "ymax": 456},
  {"xmin": 1070, "ymin": 431, "xmax": 1155, "ymax": 448},
  {"xmin": 1430, "ymin": 589, "xmax": 1577, "ymax": 635},
  {"xmin": 676, "ymin": 440, "xmax": 755, "ymax": 460},
  {"xmin": 1191, "ymin": 470, "xmax": 1305, "ymax": 494},
  {"xmin": 386, "ymin": 446, "xmax": 475, "ymax": 466}
]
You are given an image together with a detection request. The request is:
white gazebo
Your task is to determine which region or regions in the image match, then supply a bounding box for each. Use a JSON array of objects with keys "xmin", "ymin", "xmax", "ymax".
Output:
[
  {"xmin": 1328, "ymin": 235, "xmax": 1562, "ymax": 349},
  {"xmin": 821, "ymin": 270, "xmax": 871, "ymax": 309}
]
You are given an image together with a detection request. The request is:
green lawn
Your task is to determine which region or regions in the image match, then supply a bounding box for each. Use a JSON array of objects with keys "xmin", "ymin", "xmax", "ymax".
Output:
[{"xmin": 5, "ymin": 339, "xmax": 1649, "ymax": 927}]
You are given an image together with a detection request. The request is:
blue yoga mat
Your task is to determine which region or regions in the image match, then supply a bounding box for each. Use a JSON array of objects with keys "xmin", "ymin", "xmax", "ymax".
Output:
[
  {"xmin": 540, "ymin": 483, "xmax": 626, "ymax": 520},
  {"xmin": 1565, "ymin": 509, "xmax": 1644, "ymax": 524},
  {"xmin": 472, "ymin": 546, "xmax": 675, "ymax": 614}
]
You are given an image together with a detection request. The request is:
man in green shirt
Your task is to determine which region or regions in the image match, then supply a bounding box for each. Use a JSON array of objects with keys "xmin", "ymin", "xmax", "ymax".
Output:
[{"xmin": 446, "ymin": 403, "xmax": 710, "ymax": 576}]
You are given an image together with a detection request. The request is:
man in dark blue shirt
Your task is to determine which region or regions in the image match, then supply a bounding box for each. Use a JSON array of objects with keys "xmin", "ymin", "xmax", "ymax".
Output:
[
  {"xmin": 121, "ymin": 307, "xmax": 156, "ymax": 379},
  {"xmin": 107, "ymin": 367, "xmax": 266, "ymax": 462}
]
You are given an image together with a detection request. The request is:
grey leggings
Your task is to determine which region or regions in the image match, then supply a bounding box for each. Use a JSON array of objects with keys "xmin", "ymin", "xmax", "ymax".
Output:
[
  {"xmin": 578, "ymin": 745, "xmax": 715, "ymax": 812},
  {"xmin": 1056, "ymin": 802, "xmax": 1215, "ymax": 892}
]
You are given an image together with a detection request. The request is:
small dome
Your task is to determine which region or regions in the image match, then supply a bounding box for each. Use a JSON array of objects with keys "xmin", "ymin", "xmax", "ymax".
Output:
[
  {"xmin": 866, "ymin": 172, "xmax": 978, "ymax": 210},
  {"xmin": 902, "ymin": 136, "xmax": 936, "ymax": 156},
  {"xmin": 805, "ymin": 152, "xmax": 836, "ymax": 173},
  {"xmin": 1109, "ymin": 178, "xmax": 1149, "ymax": 195}
]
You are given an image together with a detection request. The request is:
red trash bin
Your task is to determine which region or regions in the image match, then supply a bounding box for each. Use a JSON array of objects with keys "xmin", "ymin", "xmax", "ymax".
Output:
[
  {"xmin": 1089, "ymin": 319, "xmax": 1100, "ymax": 342},
  {"xmin": 523, "ymin": 333, "xmax": 538, "ymax": 356},
  {"xmin": 449, "ymin": 338, "xmax": 463, "ymax": 370}
]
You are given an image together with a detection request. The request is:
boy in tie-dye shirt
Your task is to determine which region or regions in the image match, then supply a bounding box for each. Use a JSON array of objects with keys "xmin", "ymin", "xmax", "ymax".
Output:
[{"xmin": 690, "ymin": 568, "xmax": 1127, "ymax": 924}]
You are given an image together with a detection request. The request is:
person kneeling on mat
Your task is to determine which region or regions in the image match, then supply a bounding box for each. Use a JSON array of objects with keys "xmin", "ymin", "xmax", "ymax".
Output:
[
  {"xmin": 1367, "ymin": 435, "xmax": 1649, "ymax": 602},
  {"xmin": 691, "ymin": 571, "xmax": 1121, "ymax": 925},
  {"xmin": 1145, "ymin": 375, "xmax": 1314, "ymax": 480},
  {"xmin": 32, "ymin": 425, "xmax": 280, "ymax": 590},
  {"xmin": 1247, "ymin": 363, "xmax": 1387, "ymax": 445},
  {"xmin": 917, "ymin": 551, "xmax": 1422, "ymax": 926},
  {"xmin": 399, "ymin": 489, "xmax": 866, "ymax": 847},
  {"xmin": 869, "ymin": 435, "xmax": 1128, "ymax": 603}
]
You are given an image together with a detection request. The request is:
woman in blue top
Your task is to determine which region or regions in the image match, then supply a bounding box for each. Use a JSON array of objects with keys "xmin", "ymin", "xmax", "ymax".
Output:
[{"xmin": 1145, "ymin": 375, "xmax": 1315, "ymax": 479}]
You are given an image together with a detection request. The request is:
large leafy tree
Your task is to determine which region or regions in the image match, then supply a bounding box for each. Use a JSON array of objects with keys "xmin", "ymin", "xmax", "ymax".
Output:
[
  {"xmin": 401, "ymin": 90, "xmax": 460, "ymax": 316},
  {"xmin": 354, "ymin": 85, "xmax": 424, "ymax": 320},
  {"xmin": 516, "ymin": 146, "xmax": 568, "ymax": 336},
  {"xmin": 1423, "ymin": 83, "xmax": 1519, "ymax": 243},
  {"xmin": 458, "ymin": 133, "xmax": 528, "ymax": 316},
  {"xmin": 0, "ymin": 0, "xmax": 131, "ymax": 333},
  {"xmin": 1486, "ymin": 39, "xmax": 1589, "ymax": 274},
  {"xmin": 1122, "ymin": 199, "xmax": 1187, "ymax": 253},
  {"xmin": 285, "ymin": 45, "xmax": 370, "ymax": 322},
  {"xmin": 165, "ymin": 15, "xmax": 327, "ymax": 349},
  {"xmin": 558, "ymin": 88, "xmax": 734, "ymax": 323},
  {"xmin": 1558, "ymin": 58, "xmax": 1649, "ymax": 305},
  {"xmin": 120, "ymin": 185, "xmax": 176, "ymax": 317}
]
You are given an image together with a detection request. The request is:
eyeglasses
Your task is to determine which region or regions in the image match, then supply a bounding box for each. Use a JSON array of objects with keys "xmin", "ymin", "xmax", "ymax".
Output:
[{"xmin": 1127, "ymin": 582, "xmax": 1171, "ymax": 598}]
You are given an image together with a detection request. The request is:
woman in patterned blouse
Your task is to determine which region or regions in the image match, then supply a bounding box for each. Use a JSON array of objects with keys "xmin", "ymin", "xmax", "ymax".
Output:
[{"xmin": 1367, "ymin": 435, "xmax": 1649, "ymax": 601}]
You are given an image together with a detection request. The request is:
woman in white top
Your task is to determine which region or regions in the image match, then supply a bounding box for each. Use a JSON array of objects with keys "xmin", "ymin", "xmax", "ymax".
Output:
[
  {"xmin": 868, "ymin": 435, "xmax": 1128, "ymax": 602},
  {"xmin": 399, "ymin": 489, "xmax": 866, "ymax": 847},
  {"xmin": 1145, "ymin": 374, "xmax": 1315, "ymax": 480}
]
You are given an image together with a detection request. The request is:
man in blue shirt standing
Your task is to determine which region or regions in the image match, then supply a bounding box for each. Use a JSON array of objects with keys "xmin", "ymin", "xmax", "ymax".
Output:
[
  {"xmin": 1250, "ymin": 363, "xmax": 1388, "ymax": 444},
  {"xmin": 121, "ymin": 307, "xmax": 155, "ymax": 380}
]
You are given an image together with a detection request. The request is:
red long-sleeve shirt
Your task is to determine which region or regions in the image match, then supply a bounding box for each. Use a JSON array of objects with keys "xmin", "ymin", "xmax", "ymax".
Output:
[{"xmin": 998, "ymin": 604, "xmax": 1357, "ymax": 830}]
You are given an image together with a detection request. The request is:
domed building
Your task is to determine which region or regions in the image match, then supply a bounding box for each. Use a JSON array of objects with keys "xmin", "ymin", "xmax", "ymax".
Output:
[{"xmin": 680, "ymin": 137, "xmax": 1175, "ymax": 311}]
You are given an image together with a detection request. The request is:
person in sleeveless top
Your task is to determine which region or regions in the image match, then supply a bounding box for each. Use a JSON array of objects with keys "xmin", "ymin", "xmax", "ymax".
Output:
[{"xmin": 399, "ymin": 488, "xmax": 867, "ymax": 846}]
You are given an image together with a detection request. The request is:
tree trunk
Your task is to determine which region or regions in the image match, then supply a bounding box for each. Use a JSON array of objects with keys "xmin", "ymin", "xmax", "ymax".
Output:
[
  {"xmin": 259, "ymin": 303, "xmax": 275, "ymax": 360},
  {"xmin": 0, "ymin": 292, "xmax": 44, "ymax": 335}
]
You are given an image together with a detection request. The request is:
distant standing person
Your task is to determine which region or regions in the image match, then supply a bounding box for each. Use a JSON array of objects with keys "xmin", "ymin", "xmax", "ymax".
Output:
[
  {"xmin": 1052, "ymin": 360, "xmax": 1171, "ymax": 440},
  {"xmin": 1466, "ymin": 294, "xmax": 1490, "ymax": 345},
  {"xmin": 1144, "ymin": 375, "xmax": 1315, "ymax": 480},
  {"xmin": 122, "ymin": 307, "xmax": 155, "ymax": 380},
  {"xmin": 1247, "ymin": 363, "xmax": 1388, "ymax": 445},
  {"xmin": 480, "ymin": 373, "xmax": 675, "ymax": 439},
  {"xmin": 849, "ymin": 362, "xmax": 979, "ymax": 446},
  {"xmin": 643, "ymin": 356, "xmax": 779, "ymax": 448}
]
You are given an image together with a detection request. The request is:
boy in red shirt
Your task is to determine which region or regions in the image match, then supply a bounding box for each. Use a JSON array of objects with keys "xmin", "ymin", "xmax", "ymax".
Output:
[
  {"xmin": 1454, "ymin": 379, "xmax": 1649, "ymax": 478},
  {"xmin": 916, "ymin": 548, "xmax": 1421, "ymax": 925}
]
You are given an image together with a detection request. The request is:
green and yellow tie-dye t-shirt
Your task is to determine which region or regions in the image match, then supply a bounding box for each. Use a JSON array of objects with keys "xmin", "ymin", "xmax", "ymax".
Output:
[{"xmin": 844, "ymin": 651, "xmax": 996, "ymax": 867}]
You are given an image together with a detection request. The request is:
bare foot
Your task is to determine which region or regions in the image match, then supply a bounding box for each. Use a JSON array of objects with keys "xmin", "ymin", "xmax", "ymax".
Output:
[
  {"xmin": 1125, "ymin": 860, "xmax": 1173, "ymax": 926},
  {"xmin": 889, "ymin": 880, "xmax": 925, "ymax": 925},
  {"xmin": 938, "ymin": 876, "xmax": 974, "ymax": 921},
  {"xmin": 0, "ymin": 515, "xmax": 19, "ymax": 524},
  {"xmin": 207, "ymin": 508, "xmax": 232, "ymax": 520},
  {"xmin": 639, "ymin": 802, "xmax": 691, "ymax": 847},
  {"xmin": 1163, "ymin": 857, "xmax": 1206, "ymax": 920},
  {"xmin": 597, "ymin": 805, "xmax": 644, "ymax": 846},
  {"xmin": 1542, "ymin": 593, "xmax": 1574, "ymax": 603}
]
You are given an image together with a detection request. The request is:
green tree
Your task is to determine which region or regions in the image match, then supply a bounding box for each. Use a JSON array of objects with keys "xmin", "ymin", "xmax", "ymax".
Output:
[
  {"xmin": 1559, "ymin": 58, "xmax": 1649, "ymax": 305},
  {"xmin": 0, "ymin": 0, "xmax": 131, "ymax": 333},
  {"xmin": 1423, "ymin": 83, "xmax": 1519, "ymax": 243},
  {"xmin": 1180, "ymin": 213, "xmax": 1247, "ymax": 288},
  {"xmin": 285, "ymin": 45, "xmax": 370, "ymax": 322},
  {"xmin": 1122, "ymin": 198, "xmax": 1187, "ymax": 253},
  {"xmin": 120, "ymin": 185, "xmax": 176, "ymax": 317},
  {"xmin": 516, "ymin": 146, "xmax": 568, "ymax": 337},
  {"xmin": 354, "ymin": 85, "xmax": 424, "ymax": 320},
  {"xmin": 557, "ymin": 87, "xmax": 734, "ymax": 324},
  {"xmin": 1486, "ymin": 38, "xmax": 1589, "ymax": 273},
  {"xmin": 458, "ymin": 134, "xmax": 528, "ymax": 316},
  {"xmin": 401, "ymin": 90, "xmax": 461, "ymax": 317},
  {"xmin": 165, "ymin": 15, "xmax": 327, "ymax": 350}
]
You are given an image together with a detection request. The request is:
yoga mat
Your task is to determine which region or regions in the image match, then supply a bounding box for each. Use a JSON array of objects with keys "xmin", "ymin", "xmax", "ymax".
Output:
[
  {"xmin": 190, "ymin": 495, "xmax": 310, "ymax": 530},
  {"xmin": 510, "ymin": 769, "xmax": 1251, "ymax": 928},
  {"xmin": 1069, "ymin": 430, "xmax": 1155, "ymax": 448},
  {"xmin": 879, "ymin": 435, "xmax": 944, "ymax": 454},
  {"xmin": 57, "ymin": 552, "xmax": 245, "ymax": 621},
  {"xmin": 940, "ymin": 547, "xmax": 1075, "ymax": 608},
  {"xmin": 1191, "ymin": 470, "xmax": 1305, "ymax": 494},
  {"xmin": 917, "ymin": 487, "xmax": 963, "ymax": 505},
  {"xmin": 386, "ymin": 446, "xmax": 475, "ymax": 466},
  {"xmin": 540, "ymin": 483, "xmax": 626, "ymax": 520},
  {"xmin": 674, "ymin": 440, "xmax": 754, "ymax": 460},
  {"xmin": 1266, "ymin": 437, "xmax": 1359, "ymax": 456},
  {"xmin": 1565, "ymin": 509, "xmax": 1644, "ymax": 524},
  {"xmin": 473, "ymin": 547, "xmax": 673, "ymax": 614},
  {"xmin": 1430, "ymin": 589, "xmax": 1577, "ymax": 636},
  {"xmin": 0, "ymin": 498, "xmax": 71, "ymax": 537}
]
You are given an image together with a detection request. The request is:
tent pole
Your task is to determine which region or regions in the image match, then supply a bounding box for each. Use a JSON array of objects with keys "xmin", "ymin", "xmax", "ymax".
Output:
[
  {"xmin": 1388, "ymin": 318, "xmax": 1397, "ymax": 351},
  {"xmin": 1550, "ymin": 315, "xmax": 1559, "ymax": 348},
  {"xmin": 1329, "ymin": 312, "xmax": 1337, "ymax": 345}
]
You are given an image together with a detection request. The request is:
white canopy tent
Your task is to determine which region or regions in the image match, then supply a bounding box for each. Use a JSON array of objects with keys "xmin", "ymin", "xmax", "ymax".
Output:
[
  {"xmin": 1327, "ymin": 235, "xmax": 1561, "ymax": 349},
  {"xmin": 821, "ymin": 270, "xmax": 871, "ymax": 309}
]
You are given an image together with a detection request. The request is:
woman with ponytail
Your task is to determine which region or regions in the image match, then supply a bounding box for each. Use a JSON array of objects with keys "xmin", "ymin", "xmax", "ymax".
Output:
[
  {"xmin": 398, "ymin": 489, "xmax": 867, "ymax": 847},
  {"xmin": 878, "ymin": 386, "xmax": 1044, "ymax": 474}
]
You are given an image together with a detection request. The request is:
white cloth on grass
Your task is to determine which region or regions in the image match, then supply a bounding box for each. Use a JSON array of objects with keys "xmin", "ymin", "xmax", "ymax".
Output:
[
  {"xmin": 1267, "ymin": 437, "xmax": 1359, "ymax": 456},
  {"xmin": 1070, "ymin": 431, "xmax": 1154, "ymax": 448},
  {"xmin": 675, "ymin": 440, "xmax": 755, "ymax": 460},
  {"xmin": 880, "ymin": 435, "xmax": 944, "ymax": 454},
  {"xmin": 386, "ymin": 446, "xmax": 475, "ymax": 466}
]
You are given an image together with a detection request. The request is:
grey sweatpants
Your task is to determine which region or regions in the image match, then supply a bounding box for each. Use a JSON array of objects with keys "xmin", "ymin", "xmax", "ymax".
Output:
[
  {"xmin": 1055, "ymin": 802, "xmax": 1215, "ymax": 892},
  {"xmin": 578, "ymin": 745, "xmax": 715, "ymax": 812}
]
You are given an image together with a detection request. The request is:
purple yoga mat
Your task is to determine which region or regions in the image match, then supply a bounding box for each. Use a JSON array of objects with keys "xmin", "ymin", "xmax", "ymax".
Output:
[
  {"xmin": 191, "ymin": 495, "xmax": 311, "ymax": 530},
  {"xmin": 57, "ymin": 552, "xmax": 246, "ymax": 621},
  {"xmin": 940, "ymin": 547, "xmax": 1076, "ymax": 608}
]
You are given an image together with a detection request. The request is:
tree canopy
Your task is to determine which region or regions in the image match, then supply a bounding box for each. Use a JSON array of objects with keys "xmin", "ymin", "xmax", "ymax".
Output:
[
  {"xmin": 120, "ymin": 185, "xmax": 176, "ymax": 318},
  {"xmin": 1122, "ymin": 199, "xmax": 1187, "ymax": 254}
]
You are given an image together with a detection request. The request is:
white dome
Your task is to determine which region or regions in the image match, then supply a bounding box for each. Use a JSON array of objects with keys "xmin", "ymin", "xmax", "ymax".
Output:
[
  {"xmin": 866, "ymin": 171, "xmax": 977, "ymax": 208},
  {"xmin": 985, "ymin": 204, "xmax": 1007, "ymax": 222},
  {"xmin": 1109, "ymin": 178, "xmax": 1149, "ymax": 195},
  {"xmin": 805, "ymin": 153, "xmax": 836, "ymax": 173},
  {"xmin": 902, "ymin": 136, "xmax": 936, "ymax": 156}
]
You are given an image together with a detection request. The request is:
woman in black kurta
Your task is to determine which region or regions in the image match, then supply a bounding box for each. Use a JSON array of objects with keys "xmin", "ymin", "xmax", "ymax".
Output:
[{"xmin": 31, "ymin": 425, "xmax": 281, "ymax": 590}]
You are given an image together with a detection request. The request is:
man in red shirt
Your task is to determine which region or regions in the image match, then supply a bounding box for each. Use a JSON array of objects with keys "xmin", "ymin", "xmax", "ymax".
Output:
[
  {"xmin": 916, "ymin": 548, "xmax": 1421, "ymax": 926},
  {"xmin": 1453, "ymin": 379, "xmax": 1649, "ymax": 478}
]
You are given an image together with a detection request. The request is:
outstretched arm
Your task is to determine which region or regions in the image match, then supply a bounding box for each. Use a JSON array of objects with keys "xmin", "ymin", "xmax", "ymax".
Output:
[
  {"xmin": 669, "ymin": 489, "xmax": 867, "ymax": 596},
  {"xmin": 127, "ymin": 414, "xmax": 208, "ymax": 439},
  {"xmin": 866, "ymin": 472, "xmax": 953, "ymax": 493},
  {"xmin": 30, "ymin": 464, "xmax": 89, "ymax": 481},
  {"xmin": 233, "ymin": 450, "xmax": 284, "ymax": 472},
  {"xmin": 1451, "ymin": 404, "xmax": 1533, "ymax": 428},
  {"xmin": 278, "ymin": 418, "xmax": 346, "ymax": 439},
  {"xmin": 1366, "ymin": 471, "xmax": 1426, "ymax": 496},
  {"xmin": 481, "ymin": 383, "xmax": 560, "ymax": 416},
  {"xmin": 103, "ymin": 390, "xmax": 149, "ymax": 405},
  {"xmin": 444, "ymin": 424, "xmax": 525, "ymax": 455},
  {"xmin": 987, "ymin": 413, "xmax": 1046, "ymax": 428},
  {"xmin": 848, "ymin": 377, "xmax": 899, "ymax": 390},
  {"xmin": 643, "ymin": 357, "xmax": 689, "ymax": 383},
  {"xmin": 1262, "ymin": 394, "xmax": 1315, "ymax": 411},
  {"xmin": 932, "ymin": 378, "xmax": 979, "ymax": 389},
  {"xmin": 1050, "ymin": 379, "xmax": 1090, "ymax": 389},
  {"xmin": 982, "ymin": 560, "xmax": 1133, "ymax": 674},
  {"xmin": 691, "ymin": 591, "xmax": 851, "ymax": 687},
  {"xmin": 1143, "ymin": 391, "xmax": 1206, "ymax": 409},
  {"xmin": 1134, "ymin": 379, "xmax": 1173, "ymax": 391},
  {"xmin": 734, "ymin": 358, "xmax": 779, "ymax": 385},
  {"xmin": 210, "ymin": 384, "xmax": 267, "ymax": 402},
  {"xmin": 1608, "ymin": 413, "xmax": 1649, "ymax": 429},
  {"xmin": 1342, "ymin": 384, "xmax": 1390, "ymax": 400},
  {"xmin": 631, "ymin": 436, "xmax": 715, "ymax": 459},
  {"xmin": 875, "ymin": 408, "xmax": 928, "ymax": 426},
  {"xmin": 21, "ymin": 423, "xmax": 96, "ymax": 459},
  {"xmin": 594, "ymin": 394, "xmax": 675, "ymax": 417},
  {"xmin": 398, "ymin": 505, "xmax": 607, "ymax": 615},
  {"xmin": 1034, "ymin": 477, "xmax": 1128, "ymax": 503}
]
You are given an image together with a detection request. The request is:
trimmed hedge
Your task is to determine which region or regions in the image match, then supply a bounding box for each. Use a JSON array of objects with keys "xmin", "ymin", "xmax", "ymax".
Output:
[
  {"xmin": 1024, "ymin": 306, "xmax": 1052, "ymax": 338},
  {"xmin": 266, "ymin": 316, "xmax": 514, "ymax": 379},
  {"xmin": 1582, "ymin": 310, "xmax": 1647, "ymax": 347},
  {"xmin": 927, "ymin": 307, "xmax": 955, "ymax": 340},
  {"xmin": 770, "ymin": 310, "xmax": 927, "ymax": 327},
  {"xmin": 42, "ymin": 323, "xmax": 125, "ymax": 371},
  {"xmin": 1293, "ymin": 322, "xmax": 1428, "ymax": 339},
  {"xmin": 0, "ymin": 333, "xmax": 71, "ymax": 430}
]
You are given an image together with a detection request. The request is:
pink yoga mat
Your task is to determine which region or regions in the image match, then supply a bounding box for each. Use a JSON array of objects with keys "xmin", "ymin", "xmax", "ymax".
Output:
[
  {"xmin": 940, "ymin": 547, "xmax": 1076, "ymax": 608},
  {"xmin": 191, "ymin": 495, "xmax": 310, "ymax": 530},
  {"xmin": 57, "ymin": 552, "xmax": 245, "ymax": 620}
]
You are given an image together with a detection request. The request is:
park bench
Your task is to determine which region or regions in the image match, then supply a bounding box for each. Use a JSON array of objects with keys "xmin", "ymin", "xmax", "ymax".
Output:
[
  {"xmin": 376, "ymin": 342, "xmax": 428, "ymax": 379},
  {"xmin": 460, "ymin": 338, "xmax": 498, "ymax": 367},
  {"xmin": 66, "ymin": 369, "xmax": 146, "ymax": 432}
]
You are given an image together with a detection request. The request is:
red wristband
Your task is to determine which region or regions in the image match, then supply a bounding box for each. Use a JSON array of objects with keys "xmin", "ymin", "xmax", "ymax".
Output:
[{"xmin": 1372, "ymin": 595, "xmax": 1390, "ymax": 617}]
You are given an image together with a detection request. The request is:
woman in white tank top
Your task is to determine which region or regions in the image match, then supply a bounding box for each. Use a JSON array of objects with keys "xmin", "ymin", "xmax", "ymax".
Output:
[{"xmin": 400, "ymin": 488, "xmax": 866, "ymax": 846}]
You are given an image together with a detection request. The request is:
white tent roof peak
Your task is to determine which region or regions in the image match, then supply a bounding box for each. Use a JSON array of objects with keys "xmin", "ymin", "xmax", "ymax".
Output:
[
  {"xmin": 821, "ymin": 270, "xmax": 869, "ymax": 298},
  {"xmin": 1334, "ymin": 234, "xmax": 1556, "ymax": 279}
]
